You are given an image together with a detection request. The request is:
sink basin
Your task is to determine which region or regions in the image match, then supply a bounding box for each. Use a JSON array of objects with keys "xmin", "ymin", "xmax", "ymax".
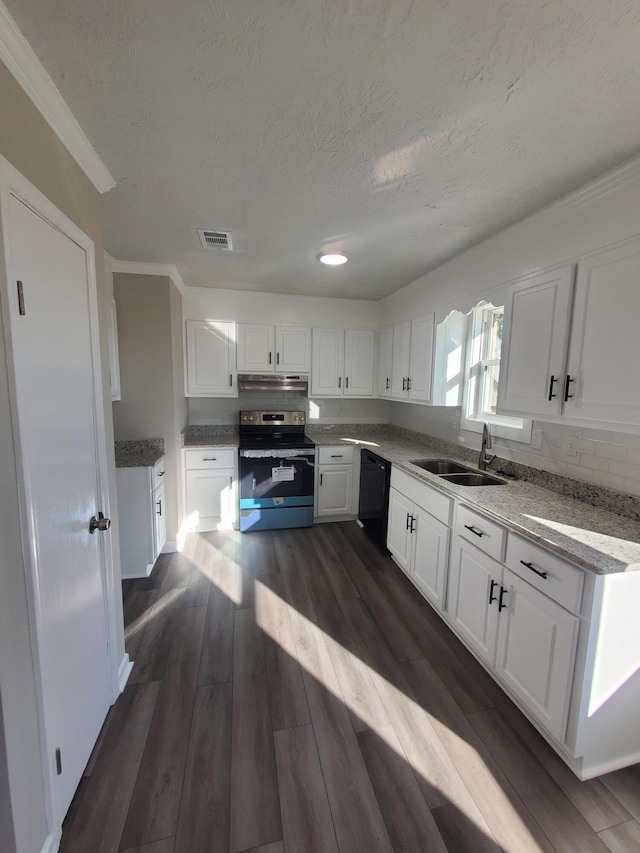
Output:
[
  {"xmin": 410, "ymin": 459, "xmax": 471, "ymax": 475},
  {"xmin": 440, "ymin": 472, "xmax": 506, "ymax": 486}
]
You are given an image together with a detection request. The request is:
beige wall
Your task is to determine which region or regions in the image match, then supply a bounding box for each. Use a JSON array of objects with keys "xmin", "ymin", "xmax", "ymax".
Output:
[
  {"xmin": 0, "ymin": 60, "xmax": 121, "ymax": 852},
  {"xmin": 113, "ymin": 273, "xmax": 187, "ymax": 543}
]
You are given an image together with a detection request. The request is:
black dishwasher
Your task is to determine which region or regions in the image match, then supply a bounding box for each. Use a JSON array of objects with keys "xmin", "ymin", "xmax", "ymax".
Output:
[{"xmin": 357, "ymin": 449, "xmax": 391, "ymax": 547}]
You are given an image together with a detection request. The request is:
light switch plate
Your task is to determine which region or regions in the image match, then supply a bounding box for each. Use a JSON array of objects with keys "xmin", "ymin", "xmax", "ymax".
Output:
[
  {"xmin": 531, "ymin": 429, "xmax": 543, "ymax": 450},
  {"xmin": 565, "ymin": 434, "xmax": 579, "ymax": 457}
]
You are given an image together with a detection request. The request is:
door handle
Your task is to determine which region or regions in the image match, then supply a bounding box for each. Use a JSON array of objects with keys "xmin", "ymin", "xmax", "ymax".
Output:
[
  {"xmin": 156, "ymin": 499, "xmax": 162, "ymax": 516},
  {"xmin": 386, "ymin": 377, "xmax": 390, "ymax": 389},
  {"xmin": 338, "ymin": 376, "xmax": 342, "ymax": 389},
  {"xmin": 548, "ymin": 375, "xmax": 558, "ymax": 400},
  {"xmin": 406, "ymin": 512, "xmax": 411, "ymax": 530},
  {"xmin": 564, "ymin": 375, "xmax": 574, "ymax": 402},
  {"xmin": 409, "ymin": 515, "xmax": 416, "ymax": 533},
  {"xmin": 89, "ymin": 512, "xmax": 111, "ymax": 534},
  {"xmin": 489, "ymin": 579, "xmax": 499, "ymax": 605},
  {"xmin": 498, "ymin": 586, "xmax": 508, "ymax": 612}
]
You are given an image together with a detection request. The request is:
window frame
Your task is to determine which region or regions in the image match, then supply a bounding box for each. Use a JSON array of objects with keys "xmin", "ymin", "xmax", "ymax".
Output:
[{"xmin": 460, "ymin": 302, "xmax": 532, "ymax": 443}]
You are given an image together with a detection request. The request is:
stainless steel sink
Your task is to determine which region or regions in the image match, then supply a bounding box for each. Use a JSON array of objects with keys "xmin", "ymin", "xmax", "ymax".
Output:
[
  {"xmin": 440, "ymin": 471, "xmax": 506, "ymax": 486},
  {"xmin": 410, "ymin": 459, "xmax": 471, "ymax": 475}
]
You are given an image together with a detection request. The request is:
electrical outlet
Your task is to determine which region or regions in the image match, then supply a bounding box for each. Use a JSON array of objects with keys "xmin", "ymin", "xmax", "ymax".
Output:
[
  {"xmin": 531, "ymin": 429, "xmax": 543, "ymax": 450},
  {"xmin": 450, "ymin": 415, "xmax": 459, "ymax": 429},
  {"xmin": 565, "ymin": 434, "xmax": 579, "ymax": 457}
]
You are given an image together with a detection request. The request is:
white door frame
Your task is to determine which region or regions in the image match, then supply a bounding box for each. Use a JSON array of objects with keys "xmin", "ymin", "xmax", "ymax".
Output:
[{"xmin": 0, "ymin": 155, "xmax": 120, "ymax": 844}]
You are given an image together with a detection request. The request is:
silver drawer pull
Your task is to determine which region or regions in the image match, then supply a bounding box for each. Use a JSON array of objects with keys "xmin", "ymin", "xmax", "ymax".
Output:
[
  {"xmin": 464, "ymin": 524, "xmax": 484, "ymax": 538},
  {"xmin": 520, "ymin": 559, "xmax": 548, "ymax": 579}
]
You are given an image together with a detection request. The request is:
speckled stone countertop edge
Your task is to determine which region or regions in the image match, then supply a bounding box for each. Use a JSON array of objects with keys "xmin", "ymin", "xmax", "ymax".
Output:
[
  {"xmin": 314, "ymin": 432, "xmax": 640, "ymax": 576},
  {"xmin": 115, "ymin": 438, "xmax": 165, "ymax": 468}
]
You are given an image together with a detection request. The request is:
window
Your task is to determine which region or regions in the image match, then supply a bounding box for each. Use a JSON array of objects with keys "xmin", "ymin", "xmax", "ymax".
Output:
[{"xmin": 461, "ymin": 302, "xmax": 531, "ymax": 443}]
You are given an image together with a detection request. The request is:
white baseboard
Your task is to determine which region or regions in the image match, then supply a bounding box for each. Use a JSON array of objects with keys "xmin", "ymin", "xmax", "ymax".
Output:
[
  {"xmin": 117, "ymin": 653, "xmax": 133, "ymax": 694},
  {"xmin": 162, "ymin": 540, "xmax": 177, "ymax": 553}
]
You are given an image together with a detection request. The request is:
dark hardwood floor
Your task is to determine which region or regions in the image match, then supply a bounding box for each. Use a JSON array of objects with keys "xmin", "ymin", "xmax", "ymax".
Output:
[{"xmin": 60, "ymin": 522, "xmax": 640, "ymax": 853}]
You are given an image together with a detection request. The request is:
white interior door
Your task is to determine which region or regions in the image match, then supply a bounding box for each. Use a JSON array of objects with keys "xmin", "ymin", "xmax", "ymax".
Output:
[{"xmin": 6, "ymin": 193, "xmax": 111, "ymax": 823}]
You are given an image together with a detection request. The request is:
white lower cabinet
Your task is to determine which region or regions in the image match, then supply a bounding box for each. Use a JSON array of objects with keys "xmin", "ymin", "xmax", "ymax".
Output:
[
  {"xmin": 386, "ymin": 466, "xmax": 640, "ymax": 778},
  {"xmin": 315, "ymin": 446, "xmax": 357, "ymax": 519},
  {"xmin": 184, "ymin": 448, "xmax": 236, "ymax": 532},
  {"xmin": 448, "ymin": 504, "xmax": 578, "ymax": 743},
  {"xmin": 387, "ymin": 468, "xmax": 452, "ymax": 610},
  {"xmin": 116, "ymin": 456, "xmax": 167, "ymax": 579}
]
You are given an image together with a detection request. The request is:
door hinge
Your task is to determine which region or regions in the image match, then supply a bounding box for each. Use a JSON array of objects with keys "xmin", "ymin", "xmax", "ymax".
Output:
[
  {"xmin": 17, "ymin": 281, "xmax": 25, "ymax": 315},
  {"xmin": 55, "ymin": 747, "xmax": 62, "ymax": 775}
]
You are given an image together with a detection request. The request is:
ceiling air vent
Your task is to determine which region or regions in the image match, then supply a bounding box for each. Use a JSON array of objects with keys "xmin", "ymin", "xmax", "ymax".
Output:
[{"xmin": 197, "ymin": 229, "xmax": 233, "ymax": 250}]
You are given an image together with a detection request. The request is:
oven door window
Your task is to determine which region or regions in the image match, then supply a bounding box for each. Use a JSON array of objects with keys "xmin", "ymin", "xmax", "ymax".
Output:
[{"xmin": 240, "ymin": 455, "xmax": 314, "ymax": 503}]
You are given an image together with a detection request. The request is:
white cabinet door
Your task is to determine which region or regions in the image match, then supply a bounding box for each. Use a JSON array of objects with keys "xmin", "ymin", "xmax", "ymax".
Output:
[
  {"xmin": 412, "ymin": 507, "xmax": 450, "ymax": 609},
  {"xmin": 237, "ymin": 323, "xmax": 275, "ymax": 372},
  {"xmin": 495, "ymin": 569, "xmax": 578, "ymax": 742},
  {"xmin": 386, "ymin": 487, "xmax": 414, "ymax": 574},
  {"xmin": 408, "ymin": 313, "xmax": 435, "ymax": 402},
  {"xmin": 391, "ymin": 321, "xmax": 411, "ymax": 399},
  {"xmin": 185, "ymin": 468, "xmax": 235, "ymax": 532},
  {"xmin": 377, "ymin": 326, "xmax": 393, "ymax": 397},
  {"xmin": 498, "ymin": 265, "xmax": 575, "ymax": 417},
  {"xmin": 275, "ymin": 325, "xmax": 310, "ymax": 373},
  {"xmin": 185, "ymin": 320, "xmax": 236, "ymax": 396},
  {"xmin": 311, "ymin": 328, "xmax": 344, "ymax": 395},
  {"xmin": 344, "ymin": 329, "xmax": 375, "ymax": 396},
  {"xmin": 317, "ymin": 466, "xmax": 353, "ymax": 516},
  {"xmin": 153, "ymin": 480, "xmax": 166, "ymax": 558},
  {"xmin": 565, "ymin": 239, "xmax": 640, "ymax": 428},
  {"xmin": 447, "ymin": 538, "xmax": 500, "ymax": 666}
]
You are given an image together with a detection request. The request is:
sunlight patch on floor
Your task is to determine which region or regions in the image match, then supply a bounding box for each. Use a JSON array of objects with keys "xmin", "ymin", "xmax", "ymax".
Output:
[
  {"xmin": 124, "ymin": 588, "xmax": 183, "ymax": 641},
  {"xmin": 254, "ymin": 579, "xmax": 541, "ymax": 849},
  {"xmin": 182, "ymin": 531, "xmax": 244, "ymax": 604}
]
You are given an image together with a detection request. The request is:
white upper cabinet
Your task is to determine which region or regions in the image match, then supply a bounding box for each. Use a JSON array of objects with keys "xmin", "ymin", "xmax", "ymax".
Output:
[
  {"xmin": 498, "ymin": 238, "xmax": 640, "ymax": 430},
  {"xmin": 498, "ymin": 265, "xmax": 575, "ymax": 417},
  {"xmin": 185, "ymin": 319, "xmax": 237, "ymax": 397},
  {"xmin": 408, "ymin": 313, "xmax": 435, "ymax": 402},
  {"xmin": 391, "ymin": 321, "xmax": 411, "ymax": 399},
  {"xmin": 237, "ymin": 323, "xmax": 310, "ymax": 373},
  {"xmin": 311, "ymin": 328, "xmax": 374, "ymax": 397},
  {"xmin": 390, "ymin": 314, "xmax": 435, "ymax": 402},
  {"xmin": 432, "ymin": 310, "xmax": 468, "ymax": 407},
  {"xmin": 343, "ymin": 329, "xmax": 375, "ymax": 396},
  {"xmin": 564, "ymin": 239, "xmax": 640, "ymax": 428},
  {"xmin": 377, "ymin": 326, "xmax": 393, "ymax": 397}
]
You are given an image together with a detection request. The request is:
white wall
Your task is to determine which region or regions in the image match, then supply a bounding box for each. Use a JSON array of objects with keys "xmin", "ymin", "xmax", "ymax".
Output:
[{"xmin": 381, "ymin": 158, "xmax": 640, "ymax": 497}]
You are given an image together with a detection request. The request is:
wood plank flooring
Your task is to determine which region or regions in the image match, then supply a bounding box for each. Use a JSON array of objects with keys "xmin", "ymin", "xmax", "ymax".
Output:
[{"xmin": 61, "ymin": 522, "xmax": 640, "ymax": 853}]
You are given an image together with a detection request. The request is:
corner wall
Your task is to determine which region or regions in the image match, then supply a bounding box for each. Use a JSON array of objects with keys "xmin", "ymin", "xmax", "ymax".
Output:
[{"xmin": 113, "ymin": 273, "xmax": 187, "ymax": 544}]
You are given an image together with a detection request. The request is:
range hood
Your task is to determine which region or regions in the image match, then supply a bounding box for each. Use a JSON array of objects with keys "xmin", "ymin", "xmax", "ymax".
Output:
[{"xmin": 237, "ymin": 373, "xmax": 309, "ymax": 393}]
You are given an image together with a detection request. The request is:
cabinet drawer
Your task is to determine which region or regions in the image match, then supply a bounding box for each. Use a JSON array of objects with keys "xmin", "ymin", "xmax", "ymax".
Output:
[
  {"xmin": 390, "ymin": 467, "xmax": 452, "ymax": 526},
  {"xmin": 318, "ymin": 446, "xmax": 354, "ymax": 465},
  {"xmin": 505, "ymin": 534, "xmax": 584, "ymax": 614},
  {"xmin": 456, "ymin": 504, "xmax": 505, "ymax": 562},
  {"xmin": 184, "ymin": 448, "xmax": 236, "ymax": 470}
]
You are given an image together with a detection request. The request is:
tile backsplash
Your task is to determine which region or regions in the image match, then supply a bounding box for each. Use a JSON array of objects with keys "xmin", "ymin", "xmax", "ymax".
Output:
[
  {"xmin": 389, "ymin": 403, "xmax": 640, "ymax": 498},
  {"xmin": 188, "ymin": 393, "xmax": 391, "ymax": 426}
]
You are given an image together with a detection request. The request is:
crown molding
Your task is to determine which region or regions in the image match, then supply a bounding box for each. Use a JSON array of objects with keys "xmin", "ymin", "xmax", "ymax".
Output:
[
  {"xmin": 457, "ymin": 152, "xmax": 640, "ymax": 255},
  {"xmin": 110, "ymin": 260, "xmax": 187, "ymax": 295},
  {"xmin": 0, "ymin": 1, "xmax": 115, "ymax": 194}
]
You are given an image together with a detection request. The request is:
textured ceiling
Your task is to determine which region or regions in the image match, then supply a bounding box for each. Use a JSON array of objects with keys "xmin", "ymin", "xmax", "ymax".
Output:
[{"xmin": 6, "ymin": 1, "xmax": 640, "ymax": 299}]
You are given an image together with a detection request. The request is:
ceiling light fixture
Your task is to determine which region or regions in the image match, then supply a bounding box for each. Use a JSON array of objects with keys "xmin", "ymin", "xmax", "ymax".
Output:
[{"xmin": 318, "ymin": 251, "xmax": 348, "ymax": 266}]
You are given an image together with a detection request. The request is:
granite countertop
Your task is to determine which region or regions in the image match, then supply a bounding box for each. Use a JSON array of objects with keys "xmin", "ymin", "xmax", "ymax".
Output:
[
  {"xmin": 115, "ymin": 438, "xmax": 165, "ymax": 468},
  {"xmin": 311, "ymin": 430, "xmax": 640, "ymax": 576},
  {"xmin": 182, "ymin": 427, "xmax": 239, "ymax": 448}
]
